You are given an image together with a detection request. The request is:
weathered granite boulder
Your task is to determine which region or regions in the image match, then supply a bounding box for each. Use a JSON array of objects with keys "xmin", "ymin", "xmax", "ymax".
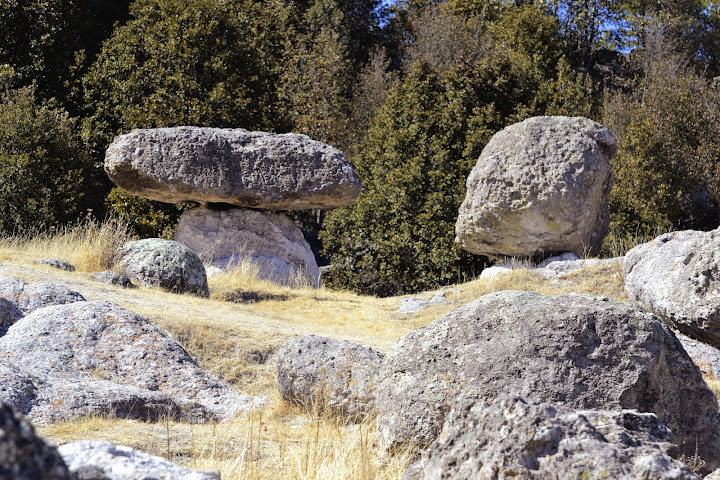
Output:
[
  {"xmin": 91, "ymin": 270, "xmax": 136, "ymax": 289},
  {"xmin": 376, "ymin": 291, "xmax": 720, "ymax": 472},
  {"xmin": 677, "ymin": 333, "xmax": 720, "ymax": 379},
  {"xmin": 175, "ymin": 207, "xmax": 320, "ymax": 286},
  {"xmin": 277, "ymin": 335, "xmax": 384, "ymax": 421},
  {"xmin": 0, "ymin": 401, "xmax": 70, "ymax": 479},
  {"xmin": 0, "ymin": 363, "xmax": 36, "ymax": 415},
  {"xmin": 105, "ymin": 127, "xmax": 361, "ymax": 210},
  {"xmin": 58, "ymin": 441, "xmax": 220, "ymax": 480},
  {"xmin": 0, "ymin": 301, "xmax": 258, "ymax": 423},
  {"xmin": 37, "ymin": 258, "xmax": 76, "ymax": 272},
  {"xmin": 455, "ymin": 116, "xmax": 616, "ymax": 258},
  {"xmin": 117, "ymin": 239, "xmax": 209, "ymax": 297},
  {"xmin": 0, "ymin": 298, "xmax": 22, "ymax": 336},
  {"xmin": 404, "ymin": 395, "xmax": 700, "ymax": 480},
  {"xmin": 625, "ymin": 228, "xmax": 720, "ymax": 348},
  {"xmin": 0, "ymin": 276, "xmax": 86, "ymax": 313}
]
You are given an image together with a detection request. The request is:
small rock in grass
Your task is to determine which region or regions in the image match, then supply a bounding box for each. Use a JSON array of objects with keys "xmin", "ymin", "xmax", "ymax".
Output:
[{"xmin": 36, "ymin": 258, "xmax": 76, "ymax": 271}]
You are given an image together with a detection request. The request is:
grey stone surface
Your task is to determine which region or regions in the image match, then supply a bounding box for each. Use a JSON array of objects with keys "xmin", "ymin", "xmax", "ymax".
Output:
[
  {"xmin": 404, "ymin": 395, "xmax": 700, "ymax": 480},
  {"xmin": 706, "ymin": 469, "xmax": 720, "ymax": 480},
  {"xmin": 91, "ymin": 271, "xmax": 136, "ymax": 289},
  {"xmin": 478, "ymin": 255, "xmax": 622, "ymax": 280},
  {"xmin": 455, "ymin": 116, "xmax": 616, "ymax": 258},
  {"xmin": 677, "ymin": 333, "xmax": 720, "ymax": 380},
  {"xmin": 0, "ymin": 401, "xmax": 70, "ymax": 479},
  {"xmin": 0, "ymin": 276, "xmax": 86, "ymax": 313},
  {"xmin": 0, "ymin": 297, "xmax": 22, "ymax": 336},
  {"xmin": 0, "ymin": 362, "xmax": 36, "ymax": 416},
  {"xmin": 0, "ymin": 301, "xmax": 257, "ymax": 423},
  {"xmin": 117, "ymin": 239, "xmax": 209, "ymax": 297},
  {"xmin": 277, "ymin": 335, "xmax": 384, "ymax": 421},
  {"xmin": 59, "ymin": 441, "xmax": 219, "ymax": 480},
  {"xmin": 37, "ymin": 258, "xmax": 76, "ymax": 271},
  {"xmin": 175, "ymin": 207, "xmax": 320, "ymax": 287},
  {"xmin": 625, "ymin": 228, "xmax": 720, "ymax": 348},
  {"xmin": 376, "ymin": 291, "xmax": 720, "ymax": 473},
  {"xmin": 105, "ymin": 127, "xmax": 361, "ymax": 210},
  {"xmin": 397, "ymin": 293, "xmax": 448, "ymax": 314}
]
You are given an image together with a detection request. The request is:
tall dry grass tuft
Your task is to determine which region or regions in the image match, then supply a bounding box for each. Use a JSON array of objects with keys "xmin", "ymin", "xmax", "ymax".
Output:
[{"xmin": 0, "ymin": 215, "xmax": 137, "ymax": 272}]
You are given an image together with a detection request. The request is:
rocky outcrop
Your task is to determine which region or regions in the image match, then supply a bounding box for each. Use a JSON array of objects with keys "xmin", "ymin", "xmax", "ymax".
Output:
[
  {"xmin": 117, "ymin": 239, "xmax": 209, "ymax": 297},
  {"xmin": 404, "ymin": 395, "xmax": 700, "ymax": 480},
  {"xmin": 0, "ymin": 276, "xmax": 86, "ymax": 313},
  {"xmin": 0, "ymin": 401, "xmax": 70, "ymax": 479},
  {"xmin": 58, "ymin": 441, "xmax": 220, "ymax": 480},
  {"xmin": 0, "ymin": 301, "xmax": 258, "ymax": 423},
  {"xmin": 175, "ymin": 207, "xmax": 320, "ymax": 286},
  {"xmin": 625, "ymin": 228, "xmax": 720, "ymax": 348},
  {"xmin": 277, "ymin": 335, "xmax": 384, "ymax": 421},
  {"xmin": 376, "ymin": 291, "xmax": 720, "ymax": 472},
  {"xmin": 0, "ymin": 298, "xmax": 22, "ymax": 336},
  {"xmin": 91, "ymin": 270, "xmax": 136, "ymax": 289},
  {"xmin": 455, "ymin": 116, "xmax": 616, "ymax": 258},
  {"xmin": 105, "ymin": 127, "xmax": 361, "ymax": 210}
]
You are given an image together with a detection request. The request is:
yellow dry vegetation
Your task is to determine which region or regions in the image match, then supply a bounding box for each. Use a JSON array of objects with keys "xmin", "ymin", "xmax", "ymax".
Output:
[{"xmin": 0, "ymin": 220, "xmax": 712, "ymax": 478}]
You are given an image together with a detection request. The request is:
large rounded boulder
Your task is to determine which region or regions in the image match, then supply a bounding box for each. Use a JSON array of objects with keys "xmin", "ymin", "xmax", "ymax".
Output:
[
  {"xmin": 404, "ymin": 395, "xmax": 700, "ymax": 480},
  {"xmin": 117, "ymin": 239, "xmax": 209, "ymax": 297},
  {"xmin": 105, "ymin": 127, "xmax": 361, "ymax": 210},
  {"xmin": 276, "ymin": 335, "xmax": 384, "ymax": 421},
  {"xmin": 455, "ymin": 116, "xmax": 616, "ymax": 258},
  {"xmin": 624, "ymin": 228, "xmax": 720, "ymax": 348},
  {"xmin": 376, "ymin": 291, "xmax": 720, "ymax": 471}
]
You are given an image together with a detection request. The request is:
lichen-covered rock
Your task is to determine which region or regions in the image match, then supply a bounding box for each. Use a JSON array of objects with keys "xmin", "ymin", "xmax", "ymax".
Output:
[
  {"xmin": 175, "ymin": 207, "xmax": 320, "ymax": 286},
  {"xmin": 277, "ymin": 335, "xmax": 384, "ymax": 421},
  {"xmin": 0, "ymin": 301, "xmax": 257, "ymax": 423},
  {"xmin": 677, "ymin": 333, "xmax": 720, "ymax": 379},
  {"xmin": 0, "ymin": 362, "xmax": 36, "ymax": 415},
  {"xmin": 0, "ymin": 276, "xmax": 86, "ymax": 313},
  {"xmin": 0, "ymin": 298, "xmax": 22, "ymax": 336},
  {"xmin": 37, "ymin": 258, "xmax": 76, "ymax": 272},
  {"xmin": 376, "ymin": 291, "xmax": 720, "ymax": 473},
  {"xmin": 59, "ymin": 441, "xmax": 219, "ymax": 480},
  {"xmin": 404, "ymin": 395, "xmax": 700, "ymax": 480},
  {"xmin": 624, "ymin": 228, "xmax": 720, "ymax": 348},
  {"xmin": 455, "ymin": 116, "xmax": 616, "ymax": 258},
  {"xmin": 105, "ymin": 127, "xmax": 361, "ymax": 210},
  {"xmin": 117, "ymin": 239, "xmax": 209, "ymax": 297},
  {"xmin": 91, "ymin": 270, "xmax": 136, "ymax": 289},
  {"xmin": 0, "ymin": 401, "xmax": 70, "ymax": 479}
]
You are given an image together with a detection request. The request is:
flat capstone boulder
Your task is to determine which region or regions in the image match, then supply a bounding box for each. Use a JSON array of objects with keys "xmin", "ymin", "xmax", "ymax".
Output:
[
  {"xmin": 0, "ymin": 276, "xmax": 86, "ymax": 313},
  {"xmin": 175, "ymin": 207, "xmax": 320, "ymax": 287},
  {"xmin": 59, "ymin": 441, "xmax": 219, "ymax": 480},
  {"xmin": 0, "ymin": 401, "xmax": 70, "ymax": 479},
  {"xmin": 455, "ymin": 116, "xmax": 616, "ymax": 258},
  {"xmin": 117, "ymin": 239, "xmax": 209, "ymax": 297},
  {"xmin": 105, "ymin": 127, "xmax": 361, "ymax": 210},
  {"xmin": 404, "ymin": 395, "xmax": 700, "ymax": 480},
  {"xmin": 376, "ymin": 290, "xmax": 720, "ymax": 473},
  {"xmin": 625, "ymin": 228, "xmax": 720, "ymax": 348},
  {"xmin": 277, "ymin": 335, "xmax": 384, "ymax": 421},
  {"xmin": 0, "ymin": 301, "xmax": 258, "ymax": 423}
]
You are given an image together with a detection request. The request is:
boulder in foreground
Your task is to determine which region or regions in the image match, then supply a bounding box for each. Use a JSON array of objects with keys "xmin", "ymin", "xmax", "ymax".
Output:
[
  {"xmin": 376, "ymin": 290, "xmax": 720, "ymax": 473},
  {"xmin": 455, "ymin": 116, "xmax": 616, "ymax": 258},
  {"xmin": 105, "ymin": 127, "xmax": 361, "ymax": 210},
  {"xmin": 404, "ymin": 395, "xmax": 700, "ymax": 480}
]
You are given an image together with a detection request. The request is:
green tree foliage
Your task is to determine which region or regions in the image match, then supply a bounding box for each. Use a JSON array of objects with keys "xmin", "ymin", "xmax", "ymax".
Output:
[{"xmin": 0, "ymin": 67, "xmax": 100, "ymax": 234}]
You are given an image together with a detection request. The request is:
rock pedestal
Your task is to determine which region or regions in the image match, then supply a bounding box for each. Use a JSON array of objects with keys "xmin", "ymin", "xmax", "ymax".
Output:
[{"xmin": 455, "ymin": 116, "xmax": 616, "ymax": 258}]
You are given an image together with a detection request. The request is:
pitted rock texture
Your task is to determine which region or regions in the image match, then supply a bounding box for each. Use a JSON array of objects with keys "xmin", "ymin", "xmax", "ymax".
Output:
[
  {"xmin": 0, "ymin": 401, "xmax": 70, "ymax": 479},
  {"xmin": 59, "ymin": 441, "xmax": 220, "ymax": 480},
  {"xmin": 117, "ymin": 239, "xmax": 209, "ymax": 297},
  {"xmin": 376, "ymin": 291, "xmax": 720, "ymax": 473},
  {"xmin": 0, "ymin": 362, "xmax": 36, "ymax": 416},
  {"xmin": 91, "ymin": 270, "xmax": 136, "ymax": 289},
  {"xmin": 105, "ymin": 127, "xmax": 361, "ymax": 210},
  {"xmin": 403, "ymin": 395, "xmax": 700, "ymax": 480},
  {"xmin": 455, "ymin": 116, "xmax": 616, "ymax": 258},
  {"xmin": 0, "ymin": 276, "xmax": 86, "ymax": 313},
  {"xmin": 0, "ymin": 301, "xmax": 255, "ymax": 423},
  {"xmin": 175, "ymin": 207, "xmax": 320, "ymax": 287},
  {"xmin": 0, "ymin": 298, "xmax": 22, "ymax": 336},
  {"xmin": 277, "ymin": 335, "xmax": 384, "ymax": 421},
  {"xmin": 624, "ymin": 228, "xmax": 720, "ymax": 348},
  {"xmin": 37, "ymin": 258, "xmax": 76, "ymax": 271}
]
